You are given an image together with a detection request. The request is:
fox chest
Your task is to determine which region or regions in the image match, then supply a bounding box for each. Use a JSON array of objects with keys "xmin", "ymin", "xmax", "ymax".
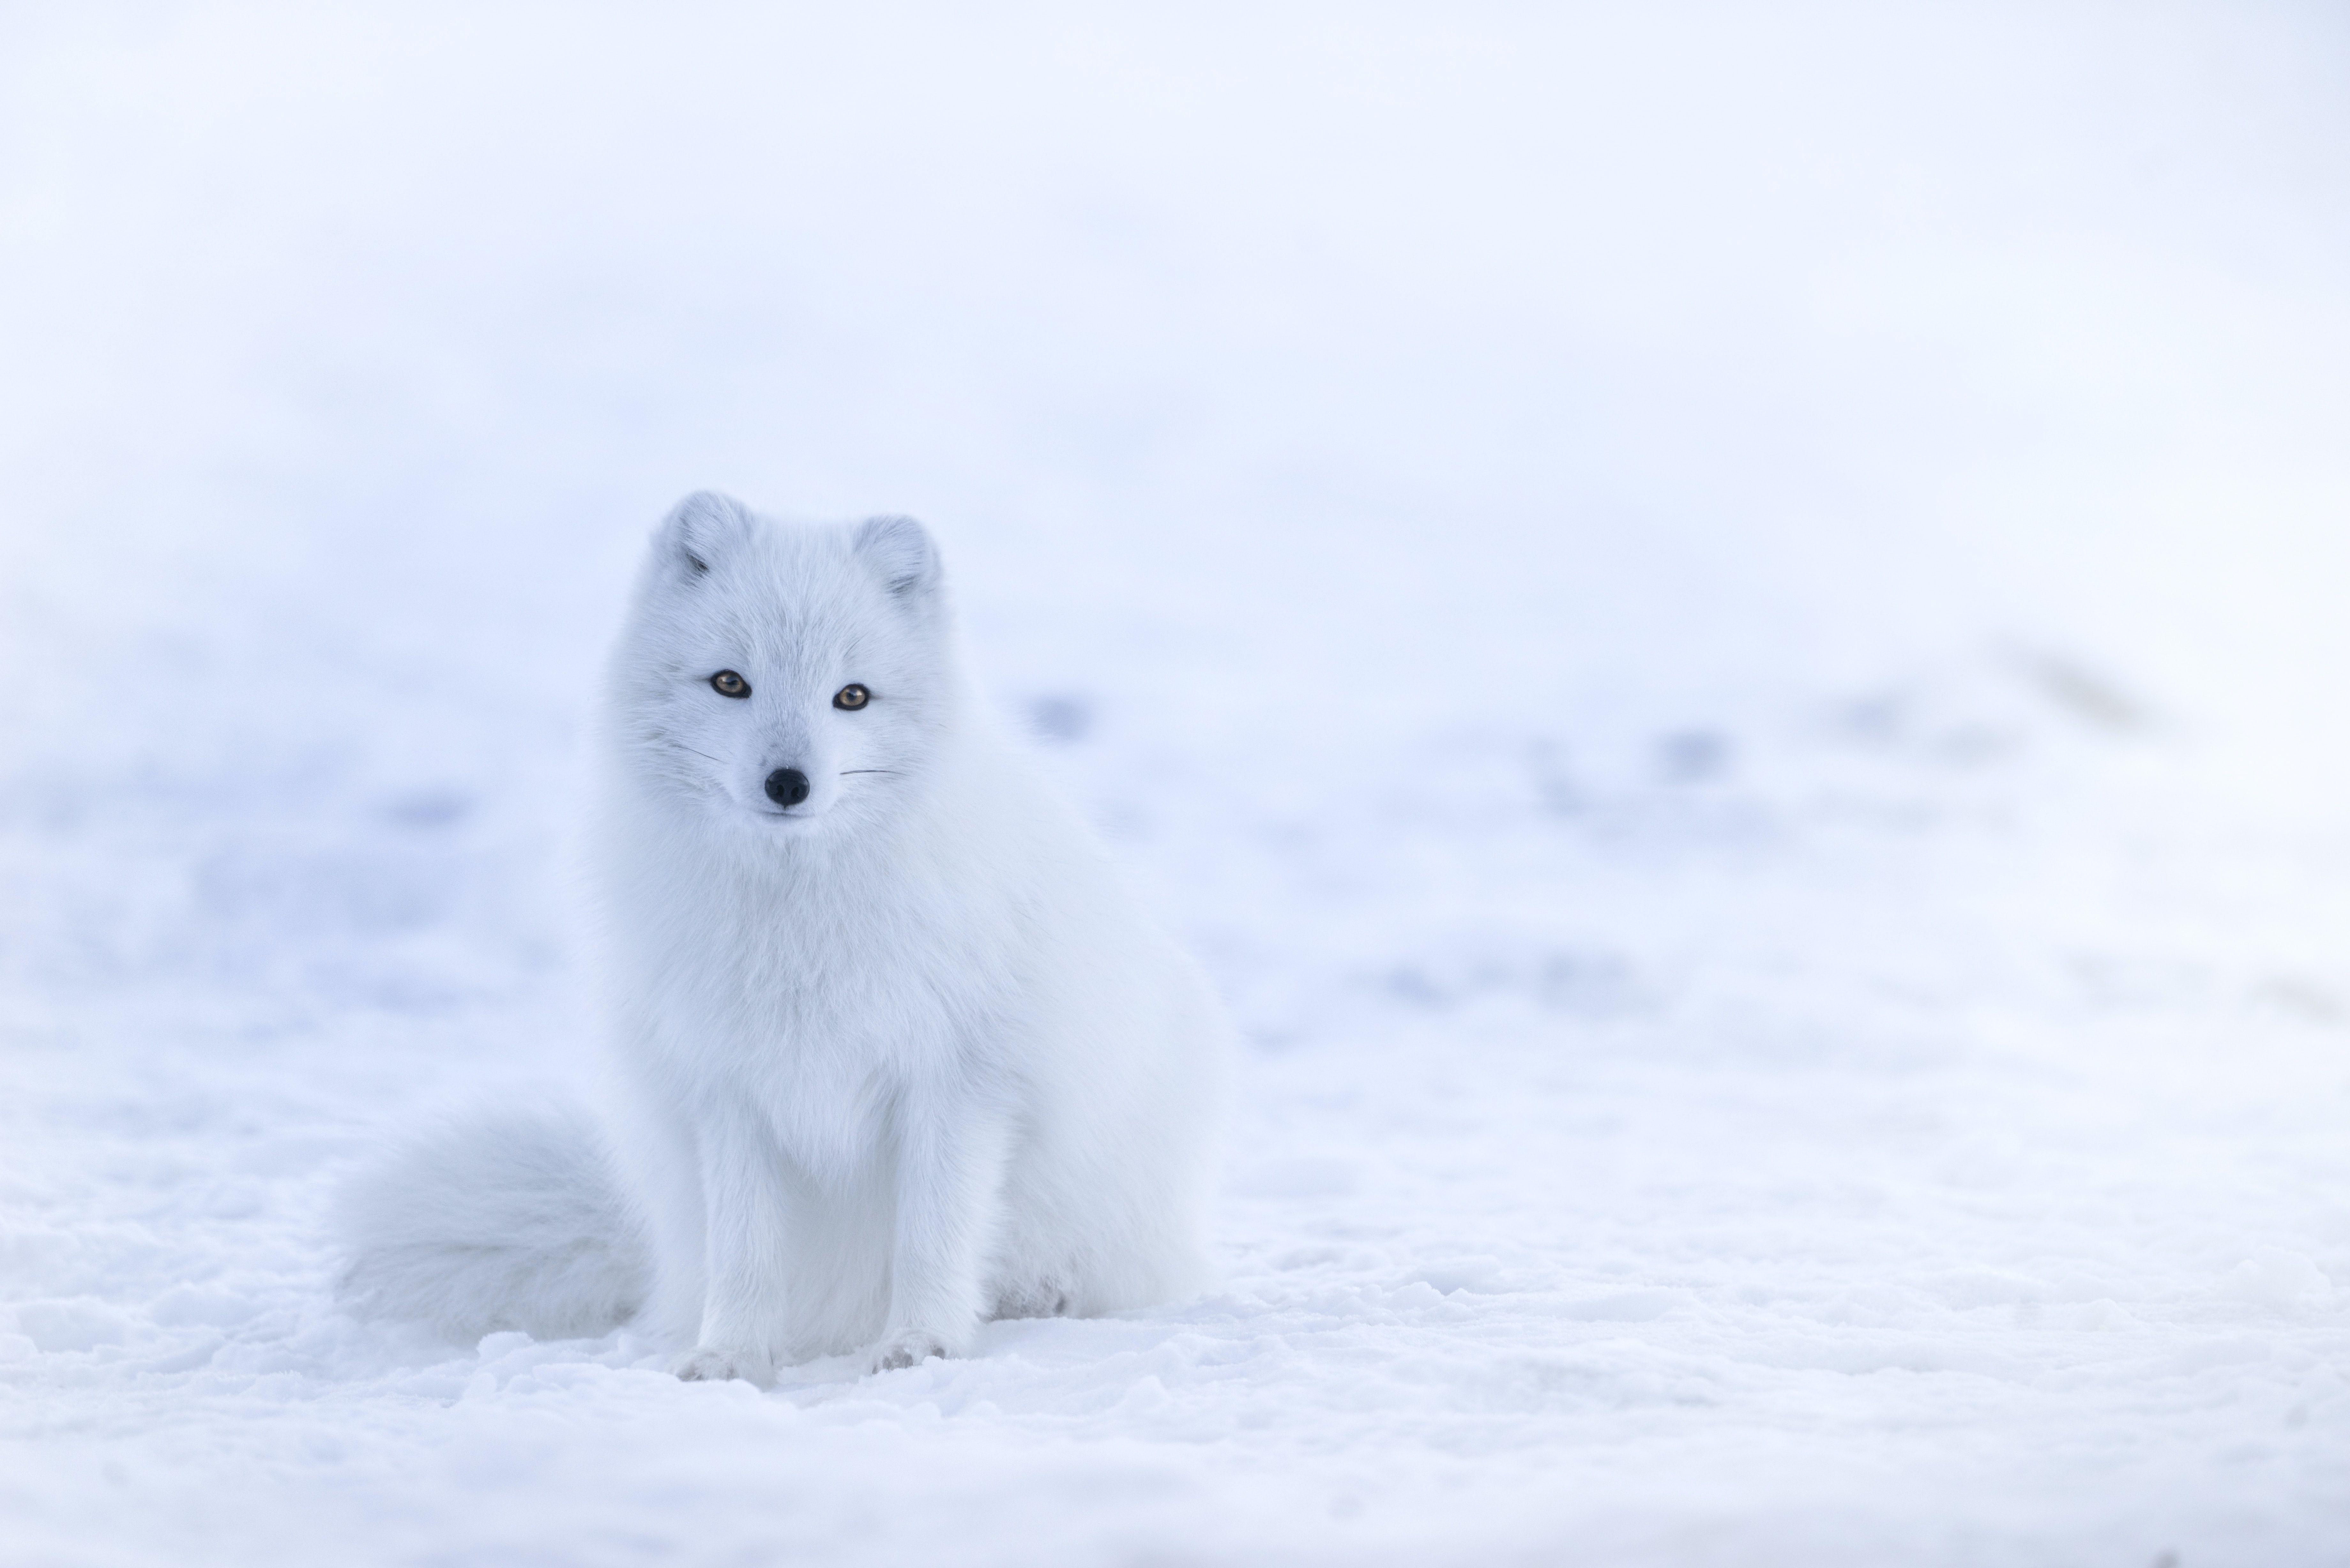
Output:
[{"xmin": 647, "ymin": 916, "xmax": 1014, "ymax": 1170}]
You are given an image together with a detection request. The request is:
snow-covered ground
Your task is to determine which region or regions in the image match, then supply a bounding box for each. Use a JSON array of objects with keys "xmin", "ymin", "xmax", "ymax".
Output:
[{"xmin": 4, "ymin": 4, "xmax": 2349, "ymax": 1564}]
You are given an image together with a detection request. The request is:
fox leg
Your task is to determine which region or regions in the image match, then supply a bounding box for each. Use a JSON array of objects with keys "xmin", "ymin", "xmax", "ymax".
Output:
[
  {"xmin": 671, "ymin": 1099, "xmax": 796, "ymax": 1386},
  {"xmin": 868, "ymin": 1086, "xmax": 1012, "ymax": 1372}
]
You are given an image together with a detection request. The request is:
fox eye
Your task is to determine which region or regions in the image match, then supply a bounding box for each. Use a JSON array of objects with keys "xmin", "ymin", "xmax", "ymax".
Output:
[
  {"xmin": 710, "ymin": 670, "xmax": 750, "ymax": 699},
  {"xmin": 833, "ymin": 683, "xmax": 870, "ymax": 711}
]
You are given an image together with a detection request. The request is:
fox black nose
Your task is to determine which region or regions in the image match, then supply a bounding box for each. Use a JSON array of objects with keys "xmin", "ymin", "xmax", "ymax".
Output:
[{"xmin": 764, "ymin": 768, "xmax": 810, "ymax": 808}]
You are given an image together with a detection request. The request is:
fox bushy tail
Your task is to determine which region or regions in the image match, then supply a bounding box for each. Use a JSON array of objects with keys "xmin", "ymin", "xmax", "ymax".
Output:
[{"xmin": 335, "ymin": 1103, "xmax": 651, "ymax": 1343}]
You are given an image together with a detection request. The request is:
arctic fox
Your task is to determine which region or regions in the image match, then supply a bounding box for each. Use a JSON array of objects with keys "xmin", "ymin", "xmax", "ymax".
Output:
[{"xmin": 338, "ymin": 493, "xmax": 1230, "ymax": 1381}]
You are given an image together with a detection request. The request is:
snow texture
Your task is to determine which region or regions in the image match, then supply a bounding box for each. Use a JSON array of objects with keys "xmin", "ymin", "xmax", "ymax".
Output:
[{"xmin": 3, "ymin": 4, "xmax": 2348, "ymax": 1565}]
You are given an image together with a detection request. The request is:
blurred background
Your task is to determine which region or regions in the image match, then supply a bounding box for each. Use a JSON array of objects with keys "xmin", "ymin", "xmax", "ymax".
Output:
[
  {"xmin": 3, "ymin": 4, "xmax": 2348, "ymax": 1564},
  {"xmin": 5, "ymin": 3, "xmax": 2347, "ymax": 784}
]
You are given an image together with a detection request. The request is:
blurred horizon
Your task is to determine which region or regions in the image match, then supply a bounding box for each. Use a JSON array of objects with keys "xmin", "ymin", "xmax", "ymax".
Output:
[{"xmin": 4, "ymin": 2, "xmax": 2347, "ymax": 818}]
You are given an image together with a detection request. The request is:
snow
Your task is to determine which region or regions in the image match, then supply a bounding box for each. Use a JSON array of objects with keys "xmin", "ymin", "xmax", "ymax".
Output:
[{"xmin": 4, "ymin": 3, "xmax": 2349, "ymax": 1563}]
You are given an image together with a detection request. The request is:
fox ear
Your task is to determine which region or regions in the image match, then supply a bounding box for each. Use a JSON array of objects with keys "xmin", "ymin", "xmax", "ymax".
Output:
[
  {"xmin": 655, "ymin": 491, "xmax": 753, "ymax": 578},
  {"xmin": 852, "ymin": 515, "xmax": 940, "ymax": 601}
]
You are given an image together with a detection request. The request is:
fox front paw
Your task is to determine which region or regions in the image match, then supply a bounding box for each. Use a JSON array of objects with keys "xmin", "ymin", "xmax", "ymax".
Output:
[
  {"xmin": 671, "ymin": 1345, "xmax": 775, "ymax": 1387},
  {"xmin": 867, "ymin": 1331, "xmax": 950, "ymax": 1374}
]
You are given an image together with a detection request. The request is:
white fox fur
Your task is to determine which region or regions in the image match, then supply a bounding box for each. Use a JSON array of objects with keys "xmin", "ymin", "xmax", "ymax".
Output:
[
  {"xmin": 337, "ymin": 493, "xmax": 1229, "ymax": 1382},
  {"xmin": 335, "ymin": 1103, "xmax": 649, "ymax": 1342}
]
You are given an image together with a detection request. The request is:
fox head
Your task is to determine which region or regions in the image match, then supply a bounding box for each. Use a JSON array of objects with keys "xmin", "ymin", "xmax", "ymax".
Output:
[{"xmin": 605, "ymin": 491, "xmax": 957, "ymax": 835}]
